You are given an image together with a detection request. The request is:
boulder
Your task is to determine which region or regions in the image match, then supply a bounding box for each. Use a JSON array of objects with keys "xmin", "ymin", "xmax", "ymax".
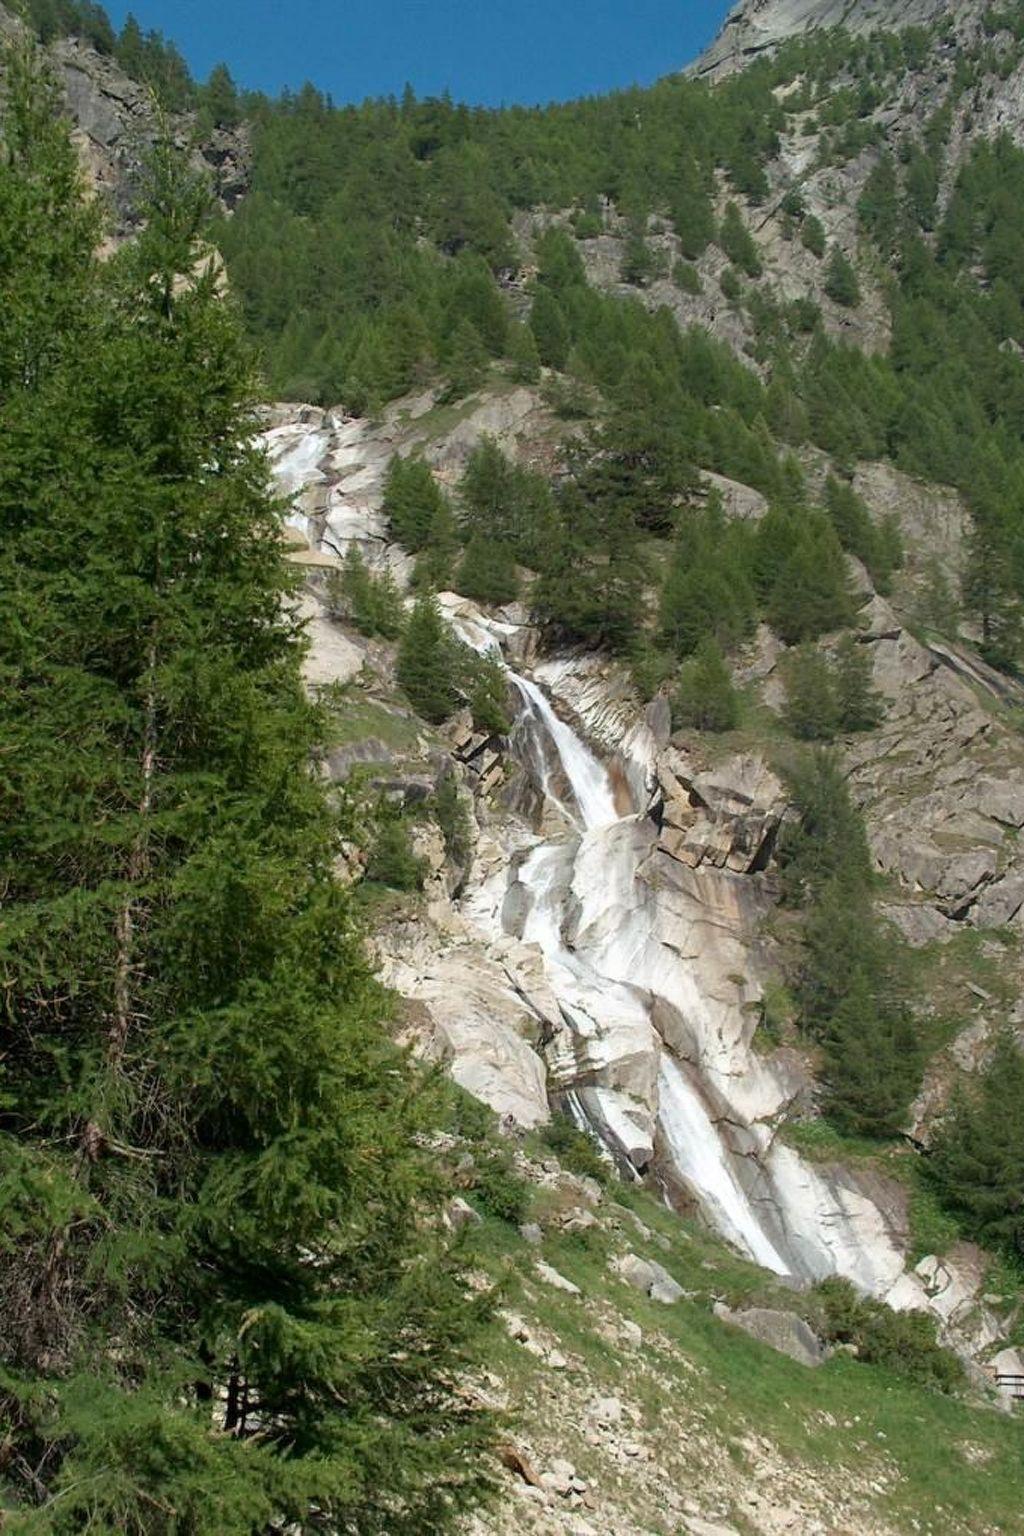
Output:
[
  {"xmin": 535, "ymin": 1261, "xmax": 581, "ymax": 1296},
  {"xmin": 717, "ymin": 1306, "xmax": 825, "ymax": 1368},
  {"xmin": 611, "ymin": 1252, "xmax": 685, "ymax": 1303},
  {"xmin": 612, "ymin": 1252, "xmax": 657, "ymax": 1293},
  {"xmin": 445, "ymin": 1197, "xmax": 483, "ymax": 1233},
  {"xmin": 972, "ymin": 873, "xmax": 1024, "ymax": 930}
]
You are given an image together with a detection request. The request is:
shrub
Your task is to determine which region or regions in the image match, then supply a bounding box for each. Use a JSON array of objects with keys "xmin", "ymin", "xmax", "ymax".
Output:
[
  {"xmin": 433, "ymin": 773, "xmax": 473, "ymax": 870},
  {"xmin": 673, "ymin": 259, "xmax": 702, "ymax": 295},
  {"xmin": 721, "ymin": 267, "xmax": 742, "ymax": 302},
  {"xmin": 540, "ymin": 1113, "xmax": 610, "ymax": 1185},
  {"xmin": 365, "ymin": 815, "xmax": 427, "ymax": 891},
  {"xmin": 816, "ymin": 1278, "xmax": 964, "ymax": 1393},
  {"xmin": 801, "ymin": 214, "xmax": 826, "ymax": 257},
  {"xmin": 471, "ymin": 1153, "xmax": 531, "ymax": 1225}
]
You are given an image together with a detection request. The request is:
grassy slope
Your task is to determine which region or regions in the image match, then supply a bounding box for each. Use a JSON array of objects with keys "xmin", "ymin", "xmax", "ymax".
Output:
[{"xmin": 462, "ymin": 1171, "xmax": 1023, "ymax": 1536}]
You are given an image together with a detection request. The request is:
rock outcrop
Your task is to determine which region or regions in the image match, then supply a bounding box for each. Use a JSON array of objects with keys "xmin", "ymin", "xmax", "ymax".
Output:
[
  {"xmin": 0, "ymin": 7, "xmax": 250, "ymax": 241},
  {"xmin": 693, "ymin": 0, "xmax": 966, "ymax": 81}
]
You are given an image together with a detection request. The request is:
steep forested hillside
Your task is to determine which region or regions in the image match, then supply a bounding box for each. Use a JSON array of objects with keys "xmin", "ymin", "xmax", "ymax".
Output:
[{"xmin": 205, "ymin": 12, "xmax": 1024, "ymax": 674}]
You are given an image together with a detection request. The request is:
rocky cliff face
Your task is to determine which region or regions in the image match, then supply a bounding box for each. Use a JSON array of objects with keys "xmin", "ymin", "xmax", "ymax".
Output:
[
  {"xmin": 694, "ymin": 0, "xmax": 967, "ymax": 80},
  {"xmin": 0, "ymin": 5, "xmax": 249, "ymax": 240}
]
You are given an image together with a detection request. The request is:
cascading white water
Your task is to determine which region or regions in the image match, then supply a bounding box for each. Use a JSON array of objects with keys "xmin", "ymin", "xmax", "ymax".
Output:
[
  {"xmin": 441, "ymin": 595, "xmax": 909, "ymax": 1292},
  {"xmin": 511, "ymin": 674, "xmax": 619, "ymax": 831},
  {"xmin": 491, "ymin": 666, "xmax": 910, "ymax": 1295},
  {"xmin": 658, "ymin": 1057, "xmax": 789, "ymax": 1273},
  {"xmin": 494, "ymin": 669, "xmax": 810, "ymax": 1273}
]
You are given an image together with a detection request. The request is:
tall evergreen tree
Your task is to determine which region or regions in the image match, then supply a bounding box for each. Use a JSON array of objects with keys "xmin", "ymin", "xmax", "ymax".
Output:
[
  {"xmin": 834, "ymin": 633, "xmax": 883, "ymax": 731},
  {"xmin": 456, "ymin": 533, "xmax": 519, "ymax": 606},
  {"xmin": 783, "ymin": 645, "xmax": 839, "ymax": 741},
  {"xmin": 383, "ymin": 452, "xmax": 449, "ymax": 553},
  {"xmin": 930, "ymin": 1032, "xmax": 1024, "ymax": 1259},
  {"xmin": 673, "ymin": 637, "xmax": 740, "ymax": 732},
  {"xmin": 0, "ymin": 71, "xmax": 492, "ymax": 1531},
  {"xmin": 529, "ymin": 285, "xmax": 570, "ymax": 369},
  {"xmin": 824, "ymin": 246, "xmax": 862, "ymax": 307},
  {"xmin": 397, "ymin": 592, "xmax": 461, "ymax": 721},
  {"xmin": 413, "ymin": 494, "xmax": 461, "ymax": 591}
]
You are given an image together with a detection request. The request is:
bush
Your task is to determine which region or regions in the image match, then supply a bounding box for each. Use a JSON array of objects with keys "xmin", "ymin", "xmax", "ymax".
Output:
[
  {"xmin": 444, "ymin": 1081, "xmax": 498, "ymax": 1143},
  {"xmin": 471, "ymin": 1153, "xmax": 531, "ymax": 1225},
  {"xmin": 801, "ymin": 214, "xmax": 827, "ymax": 257},
  {"xmin": 571, "ymin": 210, "xmax": 603, "ymax": 239},
  {"xmin": 673, "ymin": 259, "xmax": 702, "ymax": 295},
  {"xmin": 721, "ymin": 267, "xmax": 742, "ymax": 302},
  {"xmin": 816, "ymin": 1278, "xmax": 964, "ymax": 1393},
  {"xmin": 433, "ymin": 773, "xmax": 473, "ymax": 870},
  {"xmin": 364, "ymin": 816, "xmax": 427, "ymax": 891},
  {"xmin": 540, "ymin": 1113, "xmax": 610, "ymax": 1185}
]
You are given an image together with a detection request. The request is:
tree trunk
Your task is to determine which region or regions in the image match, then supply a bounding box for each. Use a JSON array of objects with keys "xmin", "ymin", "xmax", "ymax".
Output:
[{"xmin": 109, "ymin": 639, "xmax": 157, "ymax": 1065}]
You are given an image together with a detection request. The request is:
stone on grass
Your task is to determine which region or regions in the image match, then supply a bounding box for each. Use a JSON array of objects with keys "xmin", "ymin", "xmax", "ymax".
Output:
[
  {"xmin": 535, "ymin": 1260, "xmax": 581, "ymax": 1295},
  {"xmin": 718, "ymin": 1306, "xmax": 825, "ymax": 1368}
]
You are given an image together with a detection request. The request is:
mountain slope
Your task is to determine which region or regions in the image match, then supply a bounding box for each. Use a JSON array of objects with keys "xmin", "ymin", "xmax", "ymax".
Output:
[{"xmin": 694, "ymin": 0, "xmax": 965, "ymax": 79}]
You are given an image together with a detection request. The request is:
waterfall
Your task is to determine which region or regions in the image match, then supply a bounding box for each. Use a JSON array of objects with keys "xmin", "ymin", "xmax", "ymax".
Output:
[
  {"xmin": 658, "ymin": 1057, "xmax": 789, "ymax": 1273},
  {"xmin": 496, "ymin": 670, "xmax": 802, "ymax": 1273},
  {"xmin": 487, "ymin": 666, "xmax": 909, "ymax": 1296},
  {"xmin": 511, "ymin": 674, "xmax": 619, "ymax": 831}
]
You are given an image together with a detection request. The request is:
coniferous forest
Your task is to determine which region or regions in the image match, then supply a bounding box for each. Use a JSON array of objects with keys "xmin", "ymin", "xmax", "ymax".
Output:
[{"xmin": 4, "ymin": 0, "xmax": 1024, "ymax": 1529}]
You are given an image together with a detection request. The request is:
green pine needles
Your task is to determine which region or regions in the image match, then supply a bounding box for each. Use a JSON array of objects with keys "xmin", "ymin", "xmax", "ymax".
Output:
[{"xmin": 0, "ymin": 50, "xmax": 494, "ymax": 1532}]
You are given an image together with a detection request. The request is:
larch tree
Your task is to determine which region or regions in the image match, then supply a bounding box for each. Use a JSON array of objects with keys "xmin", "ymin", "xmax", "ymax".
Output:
[{"xmin": 0, "ymin": 53, "xmax": 493, "ymax": 1533}]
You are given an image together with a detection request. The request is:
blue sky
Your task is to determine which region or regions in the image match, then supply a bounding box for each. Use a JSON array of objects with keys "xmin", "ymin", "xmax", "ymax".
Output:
[{"xmin": 104, "ymin": 1, "xmax": 734, "ymax": 107}]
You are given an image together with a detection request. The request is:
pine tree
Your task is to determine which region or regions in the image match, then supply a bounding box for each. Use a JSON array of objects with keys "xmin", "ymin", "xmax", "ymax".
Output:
[
  {"xmin": 329, "ymin": 544, "xmax": 405, "ymax": 638},
  {"xmin": 834, "ymin": 633, "xmax": 883, "ymax": 731},
  {"xmin": 508, "ymin": 319, "xmax": 541, "ymax": 382},
  {"xmin": 719, "ymin": 202, "xmax": 762, "ymax": 278},
  {"xmin": 822, "ymin": 969, "xmax": 922, "ymax": 1139},
  {"xmin": 825, "ymin": 246, "xmax": 862, "ymax": 307},
  {"xmin": 801, "ymin": 213, "xmax": 827, "ymax": 258},
  {"xmin": 413, "ymin": 494, "xmax": 461, "ymax": 591},
  {"xmin": 529, "ymin": 285, "xmax": 570, "ymax": 369},
  {"xmin": 203, "ymin": 61, "xmax": 241, "ymax": 128},
  {"xmin": 783, "ymin": 645, "xmax": 839, "ymax": 741},
  {"xmin": 442, "ymin": 317, "xmax": 488, "ymax": 400},
  {"xmin": 383, "ymin": 452, "xmax": 449, "ymax": 553},
  {"xmin": 929, "ymin": 1032, "xmax": 1024, "ymax": 1259},
  {"xmin": 457, "ymin": 533, "xmax": 520, "ymax": 605},
  {"xmin": 766, "ymin": 513, "xmax": 854, "ymax": 644},
  {"xmin": 779, "ymin": 753, "xmax": 920, "ymax": 1138},
  {"xmin": 397, "ymin": 592, "xmax": 461, "ymax": 721},
  {"xmin": 824, "ymin": 474, "xmax": 900, "ymax": 592},
  {"xmin": 620, "ymin": 226, "xmax": 663, "ymax": 286},
  {"xmin": 962, "ymin": 504, "xmax": 1023, "ymax": 671},
  {"xmin": 673, "ymin": 638, "xmax": 740, "ymax": 732},
  {"xmin": 0, "ymin": 88, "xmax": 493, "ymax": 1530},
  {"xmin": 460, "ymin": 434, "xmax": 518, "ymax": 541}
]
